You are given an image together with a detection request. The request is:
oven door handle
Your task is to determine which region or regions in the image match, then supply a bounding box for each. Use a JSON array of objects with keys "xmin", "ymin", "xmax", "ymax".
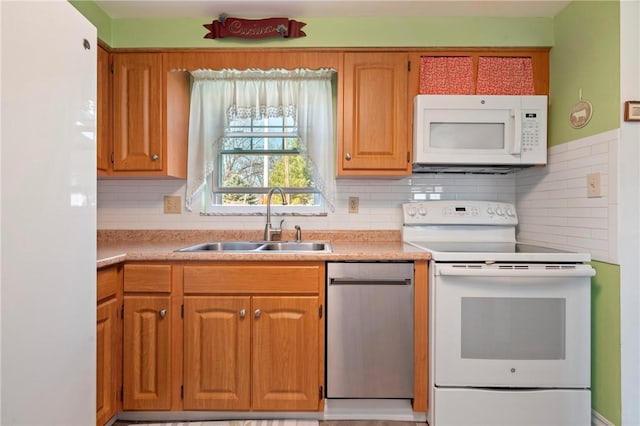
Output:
[{"xmin": 437, "ymin": 266, "xmax": 596, "ymax": 278}]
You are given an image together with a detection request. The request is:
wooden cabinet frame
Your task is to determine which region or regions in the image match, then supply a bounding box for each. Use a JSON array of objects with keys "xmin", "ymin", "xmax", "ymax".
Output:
[{"xmin": 97, "ymin": 47, "xmax": 548, "ymax": 179}]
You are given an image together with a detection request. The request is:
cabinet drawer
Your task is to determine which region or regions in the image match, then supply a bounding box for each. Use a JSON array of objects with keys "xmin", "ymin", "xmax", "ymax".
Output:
[
  {"xmin": 124, "ymin": 264, "xmax": 172, "ymax": 293},
  {"xmin": 184, "ymin": 262, "xmax": 323, "ymax": 294},
  {"xmin": 97, "ymin": 265, "xmax": 120, "ymax": 302}
]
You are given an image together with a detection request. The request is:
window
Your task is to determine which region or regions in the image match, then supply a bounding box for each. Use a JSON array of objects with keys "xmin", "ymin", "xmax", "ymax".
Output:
[
  {"xmin": 211, "ymin": 114, "xmax": 321, "ymax": 209},
  {"xmin": 185, "ymin": 68, "xmax": 335, "ymax": 214}
]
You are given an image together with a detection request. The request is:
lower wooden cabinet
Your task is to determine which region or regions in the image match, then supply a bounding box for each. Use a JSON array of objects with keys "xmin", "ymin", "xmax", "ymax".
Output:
[
  {"xmin": 183, "ymin": 296, "xmax": 251, "ymax": 410},
  {"xmin": 96, "ymin": 265, "xmax": 122, "ymax": 426},
  {"xmin": 123, "ymin": 295, "xmax": 172, "ymax": 410},
  {"xmin": 183, "ymin": 295, "xmax": 320, "ymax": 411},
  {"xmin": 182, "ymin": 261, "xmax": 325, "ymax": 412},
  {"xmin": 96, "ymin": 297, "xmax": 118, "ymax": 425},
  {"xmin": 251, "ymin": 296, "xmax": 320, "ymax": 411}
]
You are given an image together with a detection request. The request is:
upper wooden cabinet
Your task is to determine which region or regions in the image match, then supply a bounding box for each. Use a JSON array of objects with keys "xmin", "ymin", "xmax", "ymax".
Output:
[
  {"xmin": 113, "ymin": 53, "xmax": 164, "ymax": 172},
  {"xmin": 97, "ymin": 44, "xmax": 111, "ymax": 174},
  {"xmin": 338, "ymin": 52, "xmax": 412, "ymax": 176},
  {"xmin": 98, "ymin": 51, "xmax": 190, "ymax": 178}
]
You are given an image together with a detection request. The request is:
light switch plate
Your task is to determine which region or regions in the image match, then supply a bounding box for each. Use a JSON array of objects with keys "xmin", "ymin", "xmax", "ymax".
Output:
[
  {"xmin": 587, "ymin": 172, "xmax": 601, "ymax": 198},
  {"xmin": 348, "ymin": 196, "xmax": 359, "ymax": 214}
]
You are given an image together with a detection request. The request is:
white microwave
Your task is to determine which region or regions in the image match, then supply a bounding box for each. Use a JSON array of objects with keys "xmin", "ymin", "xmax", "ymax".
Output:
[{"xmin": 413, "ymin": 95, "xmax": 548, "ymax": 173}]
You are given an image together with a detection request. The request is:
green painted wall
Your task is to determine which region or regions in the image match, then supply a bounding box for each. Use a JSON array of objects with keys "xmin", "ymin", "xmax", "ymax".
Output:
[
  {"xmin": 549, "ymin": 0, "xmax": 619, "ymax": 146},
  {"xmin": 551, "ymin": 3, "xmax": 621, "ymax": 423},
  {"xmin": 591, "ymin": 260, "xmax": 622, "ymax": 425},
  {"xmin": 68, "ymin": 0, "xmax": 112, "ymax": 45},
  {"xmin": 108, "ymin": 17, "xmax": 553, "ymax": 48}
]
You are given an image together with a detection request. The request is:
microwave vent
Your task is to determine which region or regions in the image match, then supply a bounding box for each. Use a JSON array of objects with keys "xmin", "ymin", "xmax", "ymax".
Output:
[{"xmin": 411, "ymin": 164, "xmax": 532, "ymax": 175}]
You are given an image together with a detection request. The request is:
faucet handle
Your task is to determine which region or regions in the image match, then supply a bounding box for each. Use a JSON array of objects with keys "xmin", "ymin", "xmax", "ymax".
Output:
[
  {"xmin": 277, "ymin": 218, "xmax": 285, "ymax": 230},
  {"xmin": 294, "ymin": 225, "xmax": 302, "ymax": 242}
]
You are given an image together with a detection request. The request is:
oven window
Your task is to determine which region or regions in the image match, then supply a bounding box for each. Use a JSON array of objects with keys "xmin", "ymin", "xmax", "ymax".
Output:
[{"xmin": 461, "ymin": 297, "xmax": 565, "ymax": 360}]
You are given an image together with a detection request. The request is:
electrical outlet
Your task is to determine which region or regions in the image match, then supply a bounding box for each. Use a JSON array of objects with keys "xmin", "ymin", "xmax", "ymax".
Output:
[
  {"xmin": 348, "ymin": 196, "xmax": 359, "ymax": 214},
  {"xmin": 163, "ymin": 195, "xmax": 182, "ymax": 214},
  {"xmin": 587, "ymin": 172, "xmax": 602, "ymax": 198}
]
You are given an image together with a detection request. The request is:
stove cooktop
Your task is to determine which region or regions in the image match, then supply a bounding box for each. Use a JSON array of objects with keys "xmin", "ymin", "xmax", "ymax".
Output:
[
  {"xmin": 405, "ymin": 240, "xmax": 591, "ymax": 263},
  {"xmin": 401, "ymin": 201, "xmax": 592, "ymax": 263}
]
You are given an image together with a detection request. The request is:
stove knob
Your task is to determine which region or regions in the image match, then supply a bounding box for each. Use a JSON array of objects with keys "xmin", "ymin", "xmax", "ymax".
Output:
[
  {"xmin": 487, "ymin": 207, "xmax": 494, "ymax": 215},
  {"xmin": 496, "ymin": 207, "xmax": 505, "ymax": 216},
  {"xmin": 505, "ymin": 207, "xmax": 515, "ymax": 217},
  {"xmin": 407, "ymin": 207, "xmax": 417, "ymax": 217},
  {"xmin": 418, "ymin": 207, "xmax": 427, "ymax": 216}
]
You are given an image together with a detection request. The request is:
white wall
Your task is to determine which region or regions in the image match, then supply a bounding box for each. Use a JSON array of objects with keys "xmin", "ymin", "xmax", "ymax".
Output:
[
  {"xmin": 97, "ymin": 174, "xmax": 515, "ymax": 230},
  {"xmin": 516, "ymin": 129, "xmax": 618, "ymax": 263},
  {"xmin": 619, "ymin": 1, "xmax": 640, "ymax": 424}
]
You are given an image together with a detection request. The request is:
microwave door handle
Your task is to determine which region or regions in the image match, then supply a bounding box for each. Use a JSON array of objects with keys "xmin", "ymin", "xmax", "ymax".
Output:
[{"xmin": 510, "ymin": 108, "xmax": 522, "ymax": 154}]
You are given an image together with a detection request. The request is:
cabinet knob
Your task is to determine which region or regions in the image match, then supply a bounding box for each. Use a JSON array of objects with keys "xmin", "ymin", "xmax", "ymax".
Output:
[
  {"xmin": 345, "ymin": 153, "xmax": 352, "ymax": 161},
  {"xmin": 159, "ymin": 309, "xmax": 167, "ymax": 319},
  {"xmin": 151, "ymin": 154, "xmax": 159, "ymax": 161},
  {"xmin": 239, "ymin": 309, "xmax": 246, "ymax": 318},
  {"xmin": 254, "ymin": 309, "xmax": 261, "ymax": 318}
]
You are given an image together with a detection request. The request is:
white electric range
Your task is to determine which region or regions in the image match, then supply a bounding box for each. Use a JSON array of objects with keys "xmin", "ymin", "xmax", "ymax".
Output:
[{"xmin": 402, "ymin": 200, "xmax": 595, "ymax": 426}]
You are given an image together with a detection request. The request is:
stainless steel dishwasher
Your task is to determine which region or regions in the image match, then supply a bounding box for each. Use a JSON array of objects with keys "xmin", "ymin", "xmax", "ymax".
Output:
[{"xmin": 326, "ymin": 261, "xmax": 414, "ymax": 398}]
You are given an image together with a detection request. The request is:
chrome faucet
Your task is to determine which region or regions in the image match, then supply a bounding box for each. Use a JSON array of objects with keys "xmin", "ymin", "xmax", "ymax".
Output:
[{"xmin": 264, "ymin": 187, "xmax": 287, "ymax": 241}]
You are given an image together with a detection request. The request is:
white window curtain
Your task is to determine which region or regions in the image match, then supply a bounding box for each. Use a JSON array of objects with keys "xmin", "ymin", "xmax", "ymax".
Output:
[{"xmin": 185, "ymin": 68, "xmax": 336, "ymax": 212}]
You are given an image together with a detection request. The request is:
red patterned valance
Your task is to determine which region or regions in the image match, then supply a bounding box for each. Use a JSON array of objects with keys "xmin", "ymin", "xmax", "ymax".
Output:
[
  {"xmin": 476, "ymin": 57, "xmax": 535, "ymax": 95},
  {"xmin": 419, "ymin": 56, "xmax": 474, "ymax": 95},
  {"xmin": 419, "ymin": 55, "xmax": 536, "ymax": 95}
]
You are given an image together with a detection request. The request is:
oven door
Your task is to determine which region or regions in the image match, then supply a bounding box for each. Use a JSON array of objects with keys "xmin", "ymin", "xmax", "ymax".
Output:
[{"xmin": 433, "ymin": 262, "xmax": 593, "ymax": 389}]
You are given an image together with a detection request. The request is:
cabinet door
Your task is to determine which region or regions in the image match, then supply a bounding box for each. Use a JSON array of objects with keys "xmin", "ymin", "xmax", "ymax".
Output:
[
  {"xmin": 112, "ymin": 53, "xmax": 163, "ymax": 171},
  {"xmin": 96, "ymin": 298, "xmax": 118, "ymax": 426},
  {"xmin": 97, "ymin": 45, "xmax": 111, "ymax": 173},
  {"xmin": 252, "ymin": 296, "xmax": 320, "ymax": 411},
  {"xmin": 340, "ymin": 52, "xmax": 410, "ymax": 174},
  {"xmin": 183, "ymin": 296, "xmax": 251, "ymax": 410},
  {"xmin": 123, "ymin": 296, "xmax": 171, "ymax": 410}
]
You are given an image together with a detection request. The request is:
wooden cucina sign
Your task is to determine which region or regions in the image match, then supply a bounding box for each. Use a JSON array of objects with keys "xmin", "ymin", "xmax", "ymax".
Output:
[{"xmin": 204, "ymin": 14, "xmax": 307, "ymax": 39}]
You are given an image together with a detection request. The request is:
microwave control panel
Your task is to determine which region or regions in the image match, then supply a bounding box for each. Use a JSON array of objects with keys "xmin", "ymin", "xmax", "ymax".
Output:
[{"xmin": 522, "ymin": 112, "xmax": 542, "ymax": 152}]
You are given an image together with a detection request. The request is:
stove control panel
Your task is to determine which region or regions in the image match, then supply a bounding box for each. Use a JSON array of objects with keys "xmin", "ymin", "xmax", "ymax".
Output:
[{"xmin": 402, "ymin": 200, "xmax": 517, "ymax": 225}]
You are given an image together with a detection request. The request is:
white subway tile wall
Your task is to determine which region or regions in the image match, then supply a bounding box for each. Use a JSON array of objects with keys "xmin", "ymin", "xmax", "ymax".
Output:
[
  {"xmin": 97, "ymin": 129, "xmax": 617, "ymax": 263},
  {"xmin": 97, "ymin": 174, "xmax": 515, "ymax": 231},
  {"xmin": 515, "ymin": 129, "xmax": 619, "ymax": 264}
]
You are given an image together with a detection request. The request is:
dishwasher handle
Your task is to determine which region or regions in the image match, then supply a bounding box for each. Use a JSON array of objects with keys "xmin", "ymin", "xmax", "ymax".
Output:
[{"xmin": 329, "ymin": 278, "xmax": 412, "ymax": 286}]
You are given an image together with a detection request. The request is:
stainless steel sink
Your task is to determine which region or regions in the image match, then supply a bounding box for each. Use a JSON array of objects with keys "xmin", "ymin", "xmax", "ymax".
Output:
[
  {"xmin": 176, "ymin": 241, "xmax": 331, "ymax": 253},
  {"xmin": 176, "ymin": 241, "xmax": 265, "ymax": 252},
  {"xmin": 259, "ymin": 242, "xmax": 328, "ymax": 251}
]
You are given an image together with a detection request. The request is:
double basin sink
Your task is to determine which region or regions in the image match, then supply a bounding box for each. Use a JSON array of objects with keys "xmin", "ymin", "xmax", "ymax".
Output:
[{"xmin": 176, "ymin": 241, "xmax": 331, "ymax": 253}]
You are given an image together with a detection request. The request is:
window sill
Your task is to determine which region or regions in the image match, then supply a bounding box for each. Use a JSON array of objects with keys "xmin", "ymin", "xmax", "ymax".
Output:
[{"xmin": 200, "ymin": 211, "xmax": 328, "ymax": 217}]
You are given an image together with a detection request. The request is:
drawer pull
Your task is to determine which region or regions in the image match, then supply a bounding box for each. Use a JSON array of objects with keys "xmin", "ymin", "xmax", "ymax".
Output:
[{"xmin": 159, "ymin": 309, "xmax": 167, "ymax": 319}]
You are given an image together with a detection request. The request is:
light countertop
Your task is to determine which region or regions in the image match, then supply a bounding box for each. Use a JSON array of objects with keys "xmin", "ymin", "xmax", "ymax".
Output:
[{"xmin": 97, "ymin": 230, "xmax": 431, "ymax": 268}]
